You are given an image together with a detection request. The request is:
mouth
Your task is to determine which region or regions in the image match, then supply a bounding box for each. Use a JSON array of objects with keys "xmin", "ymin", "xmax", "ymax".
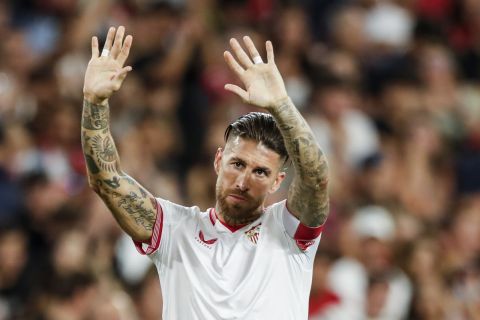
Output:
[{"xmin": 228, "ymin": 194, "xmax": 247, "ymax": 202}]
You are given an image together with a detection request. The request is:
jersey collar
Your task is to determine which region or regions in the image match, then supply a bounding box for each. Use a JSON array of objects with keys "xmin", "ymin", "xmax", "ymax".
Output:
[
  {"xmin": 209, "ymin": 207, "xmax": 267, "ymax": 233},
  {"xmin": 209, "ymin": 207, "xmax": 249, "ymax": 233}
]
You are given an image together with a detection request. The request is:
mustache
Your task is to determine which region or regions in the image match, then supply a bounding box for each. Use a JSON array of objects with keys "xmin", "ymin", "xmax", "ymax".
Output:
[{"xmin": 224, "ymin": 189, "xmax": 252, "ymax": 200}]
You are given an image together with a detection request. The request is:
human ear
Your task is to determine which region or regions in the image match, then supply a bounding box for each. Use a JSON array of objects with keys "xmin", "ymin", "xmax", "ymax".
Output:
[
  {"xmin": 269, "ymin": 171, "xmax": 286, "ymax": 193},
  {"xmin": 214, "ymin": 148, "xmax": 223, "ymax": 175}
]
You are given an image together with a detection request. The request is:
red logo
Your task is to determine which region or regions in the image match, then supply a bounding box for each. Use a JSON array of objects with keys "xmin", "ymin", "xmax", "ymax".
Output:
[
  {"xmin": 296, "ymin": 240, "xmax": 315, "ymax": 251},
  {"xmin": 199, "ymin": 231, "xmax": 217, "ymax": 245}
]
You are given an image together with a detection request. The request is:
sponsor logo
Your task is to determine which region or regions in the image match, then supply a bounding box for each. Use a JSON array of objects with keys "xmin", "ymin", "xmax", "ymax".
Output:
[
  {"xmin": 199, "ymin": 230, "xmax": 217, "ymax": 245},
  {"xmin": 195, "ymin": 230, "xmax": 217, "ymax": 249},
  {"xmin": 245, "ymin": 223, "xmax": 261, "ymax": 244}
]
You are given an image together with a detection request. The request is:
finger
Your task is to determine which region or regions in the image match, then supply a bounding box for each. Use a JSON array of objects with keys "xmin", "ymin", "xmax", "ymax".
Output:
[
  {"xmin": 230, "ymin": 38, "xmax": 253, "ymax": 68},
  {"xmin": 102, "ymin": 27, "xmax": 115, "ymax": 52},
  {"xmin": 266, "ymin": 40, "xmax": 274, "ymax": 64},
  {"xmin": 111, "ymin": 26, "xmax": 125, "ymax": 59},
  {"xmin": 115, "ymin": 67, "xmax": 132, "ymax": 90},
  {"xmin": 224, "ymin": 51, "xmax": 245, "ymax": 78},
  {"xmin": 225, "ymin": 84, "xmax": 248, "ymax": 102},
  {"xmin": 111, "ymin": 66, "xmax": 132, "ymax": 81},
  {"xmin": 243, "ymin": 36, "xmax": 262, "ymax": 64},
  {"xmin": 117, "ymin": 35, "xmax": 133, "ymax": 66},
  {"xmin": 91, "ymin": 36, "xmax": 99, "ymax": 58}
]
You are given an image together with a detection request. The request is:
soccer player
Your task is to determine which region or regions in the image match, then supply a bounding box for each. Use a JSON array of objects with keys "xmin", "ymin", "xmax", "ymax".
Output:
[{"xmin": 82, "ymin": 26, "xmax": 329, "ymax": 319}]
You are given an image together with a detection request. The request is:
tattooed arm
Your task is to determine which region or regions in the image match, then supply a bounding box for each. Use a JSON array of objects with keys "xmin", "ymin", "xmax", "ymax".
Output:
[
  {"xmin": 82, "ymin": 26, "xmax": 157, "ymax": 241},
  {"xmin": 267, "ymin": 98, "xmax": 329, "ymax": 226},
  {"xmin": 223, "ymin": 36, "xmax": 329, "ymax": 227},
  {"xmin": 82, "ymin": 100, "xmax": 157, "ymax": 241}
]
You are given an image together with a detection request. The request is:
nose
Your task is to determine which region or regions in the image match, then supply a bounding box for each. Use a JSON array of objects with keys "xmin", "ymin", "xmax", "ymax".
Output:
[{"xmin": 236, "ymin": 171, "xmax": 250, "ymax": 192}]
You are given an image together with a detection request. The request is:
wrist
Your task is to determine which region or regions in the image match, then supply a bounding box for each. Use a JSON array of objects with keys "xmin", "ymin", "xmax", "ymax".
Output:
[
  {"xmin": 83, "ymin": 92, "xmax": 108, "ymax": 106},
  {"xmin": 267, "ymin": 96, "xmax": 291, "ymax": 112}
]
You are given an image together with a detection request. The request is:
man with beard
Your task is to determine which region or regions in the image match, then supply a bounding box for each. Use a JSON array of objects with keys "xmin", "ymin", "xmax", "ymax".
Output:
[{"xmin": 82, "ymin": 26, "xmax": 329, "ymax": 319}]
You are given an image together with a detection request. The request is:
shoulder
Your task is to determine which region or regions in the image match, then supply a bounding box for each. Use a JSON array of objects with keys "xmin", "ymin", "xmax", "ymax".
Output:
[
  {"xmin": 265, "ymin": 199, "xmax": 324, "ymax": 254},
  {"xmin": 264, "ymin": 199, "xmax": 287, "ymax": 216},
  {"xmin": 264, "ymin": 200, "xmax": 298, "ymax": 234},
  {"xmin": 262, "ymin": 200, "xmax": 287, "ymax": 226},
  {"xmin": 156, "ymin": 198, "xmax": 203, "ymax": 225},
  {"xmin": 263, "ymin": 200, "xmax": 301, "ymax": 238}
]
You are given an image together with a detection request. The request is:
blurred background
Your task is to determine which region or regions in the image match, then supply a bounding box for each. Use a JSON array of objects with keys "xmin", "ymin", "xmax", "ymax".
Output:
[{"xmin": 0, "ymin": 0, "xmax": 480, "ymax": 319}]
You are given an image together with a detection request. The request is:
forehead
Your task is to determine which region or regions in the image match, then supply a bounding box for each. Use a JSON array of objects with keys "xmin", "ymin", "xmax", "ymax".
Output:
[{"xmin": 224, "ymin": 137, "xmax": 282, "ymax": 168}]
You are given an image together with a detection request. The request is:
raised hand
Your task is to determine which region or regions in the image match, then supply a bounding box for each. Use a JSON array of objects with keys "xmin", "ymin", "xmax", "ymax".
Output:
[
  {"xmin": 224, "ymin": 36, "xmax": 288, "ymax": 109},
  {"xmin": 83, "ymin": 26, "xmax": 133, "ymax": 104}
]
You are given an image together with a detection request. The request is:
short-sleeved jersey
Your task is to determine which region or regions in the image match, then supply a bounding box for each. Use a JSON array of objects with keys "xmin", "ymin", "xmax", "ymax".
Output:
[{"xmin": 134, "ymin": 199, "xmax": 324, "ymax": 320}]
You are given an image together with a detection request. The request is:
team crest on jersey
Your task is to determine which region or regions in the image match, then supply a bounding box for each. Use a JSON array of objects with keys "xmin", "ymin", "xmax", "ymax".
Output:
[{"xmin": 245, "ymin": 223, "xmax": 261, "ymax": 244}]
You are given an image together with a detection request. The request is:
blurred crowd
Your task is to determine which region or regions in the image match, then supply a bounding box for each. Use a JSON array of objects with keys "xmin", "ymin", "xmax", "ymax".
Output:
[{"xmin": 1, "ymin": 0, "xmax": 480, "ymax": 319}]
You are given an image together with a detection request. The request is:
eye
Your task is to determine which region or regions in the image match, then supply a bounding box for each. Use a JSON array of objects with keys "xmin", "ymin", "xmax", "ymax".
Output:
[
  {"xmin": 254, "ymin": 169, "xmax": 267, "ymax": 176},
  {"xmin": 232, "ymin": 161, "xmax": 244, "ymax": 168}
]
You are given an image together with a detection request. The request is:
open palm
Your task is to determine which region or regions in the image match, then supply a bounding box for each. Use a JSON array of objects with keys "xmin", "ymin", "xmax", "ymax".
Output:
[
  {"xmin": 224, "ymin": 37, "xmax": 288, "ymax": 109},
  {"xmin": 84, "ymin": 26, "xmax": 132, "ymax": 104}
]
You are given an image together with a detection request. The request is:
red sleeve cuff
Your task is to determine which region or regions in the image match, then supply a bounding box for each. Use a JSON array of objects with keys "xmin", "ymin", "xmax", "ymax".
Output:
[
  {"xmin": 294, "ymin": 221, "xmax": 324, "ymax": 251},
  {"xmin": 285, "ymin": 200, "xmax": 325, "ymax": 251},
  {"xmin": 134, "ymin": 199, "xmax": 164, "ymax": 255},
  {"xmin": 293, "ymin": 223, "xmax": 324, "ymax": 241},
  {"xmin": 285, "ymin": 200, "xmax": 325, "ymax": 240}
]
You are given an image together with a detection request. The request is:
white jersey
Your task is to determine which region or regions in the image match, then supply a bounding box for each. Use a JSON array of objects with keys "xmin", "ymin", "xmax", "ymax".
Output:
[{"xmin": 134, "ymin": 199, "xmax": 324, "ymax": 320}]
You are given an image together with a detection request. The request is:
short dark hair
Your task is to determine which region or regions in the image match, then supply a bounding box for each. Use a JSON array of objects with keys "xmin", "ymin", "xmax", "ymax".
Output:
[{"xmin": 224, "ymin": 112, "xmax": 288, "ymax": 162}]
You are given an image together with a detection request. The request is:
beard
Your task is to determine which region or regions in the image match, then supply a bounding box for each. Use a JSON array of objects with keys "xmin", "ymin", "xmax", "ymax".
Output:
[{"xmin": 215, "ymin": 183, "xmax": 263, "ymax": 225}]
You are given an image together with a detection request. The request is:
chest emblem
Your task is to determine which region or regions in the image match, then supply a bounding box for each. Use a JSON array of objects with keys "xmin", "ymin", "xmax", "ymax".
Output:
[{"xmin": 245, "ymin": 223, "xmax": 261, "ymax": 244}]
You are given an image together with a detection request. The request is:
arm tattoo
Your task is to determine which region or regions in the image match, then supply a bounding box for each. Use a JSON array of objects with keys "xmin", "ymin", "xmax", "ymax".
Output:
[
  {"xmin": 268, "ymin": 98, "xmax": 329, "ymax": 227},
  {"xmin": 91, "ymin": 135, "xmax": 118, "ymax": 173},
  {"xmin": 81, "ymin": 99, "xmax": 157, "ymax": 240},
  {"xmin": 85, "ymin": 154, "xmax": 100, "ymax": 174},
  {"xmin": 82, "ymin": 100, "xmax": 109, "ymax": 131},
  {"xmin": 117, "ymin": 192, "xmax": 156, "ymax": 231},
  {"xmin": 103, "ymin": 176, "xmax": 121, "ymax": 189},
  {"xmin": 139, "ymin": 187, "xmax": 148, "ymax": 198}
]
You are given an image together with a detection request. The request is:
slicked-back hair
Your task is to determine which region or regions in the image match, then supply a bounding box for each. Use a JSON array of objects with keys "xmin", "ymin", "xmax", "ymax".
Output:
[{"xmin": 224, "ymin": 112, "xmax": 289, "ymax": 163}]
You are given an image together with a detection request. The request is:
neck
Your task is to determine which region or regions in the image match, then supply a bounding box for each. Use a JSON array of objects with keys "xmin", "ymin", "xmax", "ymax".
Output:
[{"xmin": 215, "ymin": 203, "xmax": 263, "ymax": 227}]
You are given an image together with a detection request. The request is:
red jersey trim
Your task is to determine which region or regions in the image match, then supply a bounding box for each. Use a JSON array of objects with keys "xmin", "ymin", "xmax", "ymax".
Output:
[
  {"xmin": 285, "ymin": 200, "xmax": 325, "ymax": 240},
  {"xmin": 210, "ymin": 207, "xmax": 247, "ymax": 232},
  {"xmin": 285, "ymin": 200, "xmax": 325, "ymax": 251},
  {"xmin": 209, "ymin": 208, "xmax": 216, "ymax": 226},
  {"xmin": 134, "ymin": 199, "xmax": 163, "ymax": 255},
  {"xmin": 294, "ymin": 223, "xmax": 324, "ymax": 241}
]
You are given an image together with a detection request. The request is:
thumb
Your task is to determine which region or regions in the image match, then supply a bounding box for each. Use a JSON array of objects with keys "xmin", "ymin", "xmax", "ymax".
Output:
[
  {"xmin": 224, "ymin": 84, "xmax": 248, "ymax": 102},
  {"xmin": 111, "ymin": 66, "xmax": 132, "ymax": 81}
]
